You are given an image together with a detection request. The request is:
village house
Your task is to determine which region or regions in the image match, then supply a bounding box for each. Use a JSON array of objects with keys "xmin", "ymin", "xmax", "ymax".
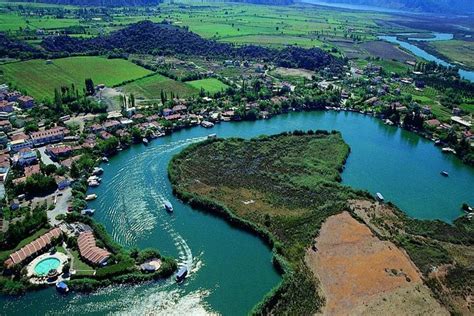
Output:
[
  {"xmin": 45, "ymin": 144, "xmax": 73, "ymax": 161},
  {"xmin": 30, "ymin": 127, "xmax": 68, "ymax": 146},
  {"xmin": 172, "ymin": 104, "xmax": 187, "ymax": 113},
  {"xmin": 0, "ymin": 132, "xmax": 8, "ymax": 147},
  {"xmin": 0, "ymin": 101, "xmax": 14, "ymax": 113},
  {"xmin": 4, "ymin": 228, "xmax": 62, "ymax": 268},
  {"xmin": 164, "ymin": 114, "xmax": 181, "ymax": 121},
  {"xmin": 5, "ymin": 91, "xmax": 21, "ymax": 102},
  {"xmin": 8, "ymin": 139, "xmax": 33, "ymax": 153},
  {"xmin": 162, "ymin": 108, "xmax": 173, "ymax": 117},
  {"xmin": 425, "ymin": 119, "xmax": 441, "ymax": 128},
  {"xmin": 17, "ymin": 96, "xmax": 35, "ymax": 109},
  {"xmin": 0, "ymin": 120, "xmax": 12, "ymax": 133},
  {"xmin": 0, "ymin": 153, "xmax": 10, "ymax": 168},
  {"xmin": 99, "ymin": 131, "xmax": 113, "ymax": 140},
  {"xmin": 13, "ymin": 148, "xmax": 37, "ymax": 167},
  {"xmin": 103, "ymin": 120, "xmax": 122, "ymax": 132},
  {"xmin": 88, "ymin": 124, "xmax": 104, "ymax": 134},
  {"xmin": 77, "ymin": 231, "xmax": 111, "ymax": 266},
  {"xmin": 55, "ymin": 175, "xmax": 71, "ymax": 190}
]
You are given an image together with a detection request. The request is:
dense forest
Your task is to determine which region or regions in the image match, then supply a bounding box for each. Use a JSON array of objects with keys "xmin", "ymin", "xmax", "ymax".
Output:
[
  {"xmin": 0, "ymin": 33, "xmax": 43, "ymax": 59},
  {"xmin": 9, "ymin": 0, "xmax": 163, "ymax": 6},
  {"xmin": 41, "ymin": 21, "xmax": 343, "ymax": 71},
  {"xmin": 321, "ymin": 0, "xmax": 472, "ymax": 14}
]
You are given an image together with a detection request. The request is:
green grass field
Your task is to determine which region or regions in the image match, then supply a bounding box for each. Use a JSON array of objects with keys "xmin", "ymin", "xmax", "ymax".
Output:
[
  {"xmin": 430, "ymin": 40, "xmax": 474, "ymax": 70},
  {"xmin": 121, "ymin": 73, "xmax": 199, "ymax": 101},
  {"xmin": 0, "ymin": 56, "xmax": 152, "ymax": 100},
  {"xmin": 186, "ymin": 78, "xmax": 229, "ymax": 94}
]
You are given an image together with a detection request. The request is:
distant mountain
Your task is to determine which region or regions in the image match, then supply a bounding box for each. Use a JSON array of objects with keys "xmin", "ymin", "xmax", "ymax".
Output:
[
  {"xmin": 226, "ymin": 0, "xmax": 294, "ymax": 4},
  {"xmin": 319, "ymin": 0, "xmax": 473, "ymax": 14},
  {"xmin": 10, "ymin": 0, "xmax": 163, "ymax": 6},
  {"xmin": 41, "ymin": 20, "xmax": 343, "ymax": 71}
]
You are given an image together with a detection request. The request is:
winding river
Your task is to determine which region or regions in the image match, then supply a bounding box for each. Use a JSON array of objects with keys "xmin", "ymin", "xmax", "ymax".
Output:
[
  {"xmin": 378, "ymin": 34, "xmax": 474, "ymax": 82},
  {"xmin": 2, "ymin": 111, "xmax": 474, "ymax": 315}
]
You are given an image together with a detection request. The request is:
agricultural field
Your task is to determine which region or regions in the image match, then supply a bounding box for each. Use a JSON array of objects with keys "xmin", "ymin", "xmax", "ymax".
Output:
[
  {"xmin": 360, "ymin": 41, "xmax": 416, "ymax": 62},
  {"xmin": 186, "ymin": 78, "xmax": 229, "ymax": 94},
  {"xmin": 219, "ymin": 35, "xmax": 325, "ymax": 48},
  {"xmin": 429, "ymin": 40, "xmax": 474, "ymax": 70},
  {"xmin": 0, "ymin": 56, "xmax": 152, "ymax": 100},
  {"xmin": 120, "ymin": 73, "xmax": 199, "ymax": 102}
]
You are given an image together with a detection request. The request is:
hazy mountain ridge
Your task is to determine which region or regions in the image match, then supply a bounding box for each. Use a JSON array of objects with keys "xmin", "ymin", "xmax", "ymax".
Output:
[
  {"xmin": 9, "ymin": 0, "xmax": 163, "ymax": 6},
  {"xmin": 320, "ymin": 0, "xmax": 473, "ymax": 14}
]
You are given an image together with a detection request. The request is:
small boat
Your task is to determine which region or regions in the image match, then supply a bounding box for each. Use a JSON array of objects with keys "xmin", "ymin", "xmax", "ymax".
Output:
[
  {"xmin": 102, "ymin": 157, "xmax": 109, "ymax": 163},
  {"xmin": 56, "ymin": 281, "xmax": 69, "ymax": 294},
  {"xmin": 376, "ymin": 192, "xmax": 384, "ymax": 202},
  {"xmin": 92, "ymin": 167, "xmax": 104, "ymax": 175},
  {"xmin": 88, "ymin": 180, "xmax": 100, "ymax": 187},
  {"xmin": 81, "ymin": 208, "xmax": 95, "ymax": 216},
  {"xmin": 201, "ymin": 121, "xmax": 214, "ymax": 128},
  {"xmin": 88, "ymin": 176, "xmax": 101, "ymax": 182},
  {"xmin": 85, "ymin": 194, "xmax": 97, "ymax": 201},
  {"xmin": 175, "ymin": 266, "xmax": 188, "ymax": 283},
  {"xmin": 143, "ymin": 138, "xmax": 149, "ymax": 145},
  {"xmin": 442, "ymin": 147, "xmax": 456, "ymax": 154},
  {"xmin": 207, "ymin": 133, "xmax": 217, "ymax": 139},
  {"xmin": 440, "ymin": 171, "xmax": 449, "ymax": 177},
  {"xmin": 164, "ymin": 201, "xmax": 173, "ymax": 212}
]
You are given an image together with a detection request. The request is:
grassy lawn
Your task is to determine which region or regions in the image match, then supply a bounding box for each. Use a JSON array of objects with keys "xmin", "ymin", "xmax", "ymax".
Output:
[
  {"xmin": 186, "ymin": 78, "xmax": 229, "ymax": 94},
  {"xmin": 430, "ymin": 40, "xmax": 474, "ymax": 70},
  {"xmin": 373, "ymin": 59, "xmax": 410, "ymax": 74},
  {"xmin": 0, "ymin": 56, "xmax": 152, "ymax": 100},
  {"xmin": 219, "ymin": 35, "xmax": 324, "ymax": 48},
  {"xmin": 0, "ymin": 228, "xmax": 49, "ymax": 263},
  {"xmin": 120, "ymin": 73, "xmax": 199, "ymax": 101},
  {"xmin": 70, "ymin": 249, "xmax": 95, "ymax": 275}
]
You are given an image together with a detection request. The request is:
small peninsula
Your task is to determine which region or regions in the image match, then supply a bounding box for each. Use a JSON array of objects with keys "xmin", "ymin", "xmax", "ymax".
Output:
[{"xmin": 169, "ymin": 131, "xmax": 473, "ymax": 315}]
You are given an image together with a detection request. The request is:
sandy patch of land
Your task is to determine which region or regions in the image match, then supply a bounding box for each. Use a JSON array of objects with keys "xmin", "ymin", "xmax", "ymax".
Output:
[
  {"xmin": 306, "ymin": 211, "xmax": 447, "ymax": 316},
  {"xmin": 272, "ymin": 67, "xmax": 315, "ymax": 79}
]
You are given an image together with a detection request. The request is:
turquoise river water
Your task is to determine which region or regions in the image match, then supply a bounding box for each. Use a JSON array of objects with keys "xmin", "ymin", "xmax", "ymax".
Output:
[{"xmin": 2, "ymin": 111, "xmax": 473, "ymax": 315}]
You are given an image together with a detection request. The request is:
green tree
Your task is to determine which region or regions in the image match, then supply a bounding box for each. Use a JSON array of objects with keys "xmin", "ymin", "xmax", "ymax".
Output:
[{"xmin": 85, "ymin": 78, "xmax": 95, "ymax": 96}]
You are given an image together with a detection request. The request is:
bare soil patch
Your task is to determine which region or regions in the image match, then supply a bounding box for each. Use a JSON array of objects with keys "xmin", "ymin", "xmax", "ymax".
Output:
[
  {"xmin": 361, "ymin": 41, "xmax": 416, "ymax": 62},
  {"xmin": 306, "ymin": 211, "xmax": 447, "ymax": 315}
]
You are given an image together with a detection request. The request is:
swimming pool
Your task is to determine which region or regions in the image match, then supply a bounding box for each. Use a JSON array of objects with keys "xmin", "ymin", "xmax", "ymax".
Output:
[{"xmin": 34, "ymin": 257, "xmax": 60, "ymax": 276}]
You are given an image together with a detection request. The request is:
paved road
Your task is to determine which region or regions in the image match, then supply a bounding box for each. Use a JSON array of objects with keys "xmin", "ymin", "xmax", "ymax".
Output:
[
  {"xmin": 48, "ymin": 188, "xmax": 72, "ymax": 226},
  {"xmin": 37, "ymin": 147, "xmax": 60, "ymax": 167}
]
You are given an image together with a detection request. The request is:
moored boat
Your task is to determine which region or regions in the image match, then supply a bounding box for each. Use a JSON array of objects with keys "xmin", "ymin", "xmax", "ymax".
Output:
[
  {"xmin": 208, "ymin": 133, "xmax": 217, "ymax": 139},
  {"xmin": 143, "ymin": 138, "xmax": 149, "ymax": 145},
  {"xmin": 56, "ymin": 281, "xmax": 69, "ymax": 294},
  {"xmin": 85, "ymin": 194, "xmax": 97, "ymax": 201},
  {"xmin": 376, "ymin": 192, "xmax": 384, "ymax": 202},
  {"xmin": 81, "ymin": 208, "xmax": 95, "ymax": 216},
  {"xmin": 92, "ymin": 167, "xmax": 104, "ymax": 175}
]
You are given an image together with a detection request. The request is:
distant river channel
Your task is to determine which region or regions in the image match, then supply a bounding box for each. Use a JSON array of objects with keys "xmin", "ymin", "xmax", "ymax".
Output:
[
  {"xmin": 378, "ymin": 33, "xmax": 474, "ymax": 82},
  {"xmin": 2, "ymin": 111, "xmax": 473, "ymax": 315}
]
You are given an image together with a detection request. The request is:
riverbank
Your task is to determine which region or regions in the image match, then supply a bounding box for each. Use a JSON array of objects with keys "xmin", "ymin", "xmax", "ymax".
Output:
[{"xmin": 168, "ymin": 132, "xmax": 474, "ymax": 314}]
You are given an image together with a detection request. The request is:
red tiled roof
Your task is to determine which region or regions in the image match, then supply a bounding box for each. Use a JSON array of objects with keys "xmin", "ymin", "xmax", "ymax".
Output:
[
  {"xmin": 30, "ymin": 127, "xmax": 67, "ymax": 140},
  {"xmin": 77, "ymin": 231, "xmax": 111, "ymax": 265},
  {"xmin": 5, "ymin": 228, "xmax": 62, "ymax": 268}
]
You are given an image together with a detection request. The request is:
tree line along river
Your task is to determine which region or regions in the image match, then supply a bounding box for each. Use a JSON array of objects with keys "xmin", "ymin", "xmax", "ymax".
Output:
[{"xmin": 1, "ymin": 111, "xmax": 473, "ymax": 315}]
